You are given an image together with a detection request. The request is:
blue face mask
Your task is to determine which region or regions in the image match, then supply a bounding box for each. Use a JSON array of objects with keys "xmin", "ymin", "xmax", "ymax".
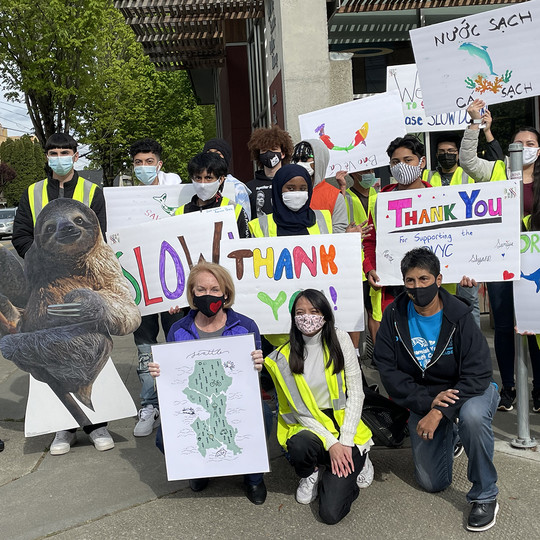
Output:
[
  {"xmin": 134, "ymin": 165, "xmax": 158, "ymax": 185},
  {"xmin": 359, "ymin": 173, "xmax": 376, "ymax": 189},
  {"xmin": 48, "ymin": 156, "xmax": 74, "ymax": 176}
]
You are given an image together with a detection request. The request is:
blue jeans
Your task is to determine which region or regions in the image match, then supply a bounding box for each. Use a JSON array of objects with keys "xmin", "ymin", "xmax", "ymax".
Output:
[{"xmin": 409, "ymin": 383, "xmax": 499, "ymax": 503}]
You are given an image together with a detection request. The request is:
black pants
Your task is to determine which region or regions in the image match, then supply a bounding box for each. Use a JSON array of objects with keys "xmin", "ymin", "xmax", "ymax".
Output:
[
  {"xmin": 133, "ymin": 311, "xmax": 184, "ymax": 346},
  {"xmin": 287, "ymin": 430, "xmax": 366, "ymax": 525}
]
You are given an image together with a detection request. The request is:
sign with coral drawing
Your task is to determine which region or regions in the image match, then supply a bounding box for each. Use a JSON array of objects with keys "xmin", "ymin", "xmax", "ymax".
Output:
[
  {"xmin": 375, "ymin": 181, "xmax": 521, "ymax": 286},
  {"xmin": 298, "ymin": 91, "xmax": 406, "ymax": 177},
  {"xmin": 410, "ymin": 1, "xmax": 540, "ymax": 116},
  {"xmin": 514, "ymin": 232, "xmax": 540, "ymax": 334}
]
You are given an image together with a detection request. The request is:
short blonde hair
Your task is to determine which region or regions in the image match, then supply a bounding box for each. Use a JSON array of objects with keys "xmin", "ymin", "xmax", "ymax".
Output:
[{"xmin": 186, "ymin": 262, "xmax": 235, "ymax": 309}]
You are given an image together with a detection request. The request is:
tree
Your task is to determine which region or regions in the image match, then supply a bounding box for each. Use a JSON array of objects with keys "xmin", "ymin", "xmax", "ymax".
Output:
[{"xmin": 0, "ymin": 162, "xmax": 17, "ymax": 195}]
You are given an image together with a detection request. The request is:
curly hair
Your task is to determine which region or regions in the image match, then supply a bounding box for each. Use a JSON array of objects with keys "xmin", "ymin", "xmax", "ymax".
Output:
[
  {"xmin": 247, "ymin": 126, "xmax": 294, "ymax": 166},
  {"xmin": 386, "ymin": 135, "xmax": 425, "ymax": 160}
]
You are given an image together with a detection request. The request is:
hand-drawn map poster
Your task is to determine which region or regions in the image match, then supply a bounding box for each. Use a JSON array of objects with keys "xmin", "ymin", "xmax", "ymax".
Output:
[{"xmin": 153, "ymin": 334, "xmax": 270, "ymax": 481}]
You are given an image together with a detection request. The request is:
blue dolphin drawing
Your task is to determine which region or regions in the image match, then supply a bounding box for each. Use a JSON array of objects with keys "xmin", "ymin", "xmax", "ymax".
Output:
[
  {"xmin": 459, "ymin": 42, "xmax": 497, "ymax": 76},
  {"xmin": 521, "ymin": 268, "xmax": 540, "ymax": 293}
]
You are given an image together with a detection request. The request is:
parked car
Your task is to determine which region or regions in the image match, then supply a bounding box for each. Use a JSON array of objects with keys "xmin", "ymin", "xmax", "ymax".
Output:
[{"xmin": 0, "ymin": 208, "xmax": 16, "ymax": 239}]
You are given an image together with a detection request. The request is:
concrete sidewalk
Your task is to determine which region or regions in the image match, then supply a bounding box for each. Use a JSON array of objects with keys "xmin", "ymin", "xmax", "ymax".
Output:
[{"xmin": 1, "ymin": 320, "xmax": 539, "ymax": 540}]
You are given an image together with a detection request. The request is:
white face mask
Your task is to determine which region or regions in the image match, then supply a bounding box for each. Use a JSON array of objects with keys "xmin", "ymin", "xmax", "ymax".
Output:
[
  {"xmin": 192, "ymin": 179, "xmax": 221, "ymax": 201},
  {"xmin": 282, "ymin": 191, "xmax": 309, "ymax": 211},
  {"xmin": 390, "ymin": 162, "xmax": 422, "ymax": 185},
  {"xmin": 295, "ymin": 161, "xmax": 314, "ymax": 177},
  {"xmin": 523, "ymin": 147, "xmax": 539, "ymax": 166}
]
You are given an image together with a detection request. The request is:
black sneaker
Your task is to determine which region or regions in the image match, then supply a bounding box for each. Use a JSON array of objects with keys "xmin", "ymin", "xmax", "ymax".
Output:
[
  {"xmin": 453, "ymin": 441, "xmax": 464, "ymax": 459},
  {"xmin": 467, "ymin": 501, "xmax": 499, "ymax": 531},
  {"xmin": 532, "ymin": 388, "xmax": 540, "ymax": 413},
  {"xmin": 497, "ymin": 387, "xmax": 516, "ymax": 411}
]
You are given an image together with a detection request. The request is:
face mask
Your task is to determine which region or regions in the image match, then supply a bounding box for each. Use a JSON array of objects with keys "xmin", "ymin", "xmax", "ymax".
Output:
[
  {"xmin": 134, "ymin": 165, "xmax": 159, "ymax": 185},
  {"xmin": 48, "ymin": 156, "xmax": 74, "ymax": 176},
  {"xmin": 406, "ymin": 282, "xmax": 439, "ymax": 308},
  {"xmin": 359, "ymin": 173, "xmax": 376, "ymax": 188},
  {"xmin": 282, "ymin": 191, "xmax": 309, "ymax": 211},
  {"xmin": 260, "ymin": 151, "xmax": 282, "ymax": 169},
  {"xmin": 437, "ymin": 153, "xmax": 458, "ymax": 170},
  {"xmin": 193, "ymin": 294, "xmax": 225, "ymax": 318},
  {"xmin": 295, "ymin": 161, "xmax": 314, "ymax": 176},
  {"xmin": 192, "ymin": 179, "xmax": 221, "ymax": 201},
  {"xmin": 522, "ymin": 147, "xmax": 539, "ymax": 166},
  {"xmin": 390, "ymin": 162, "xmax": 422, "ymax": 185},
  {"xmin": 295, "ymin": 314, "xmax": 326, "ymax": 335}
]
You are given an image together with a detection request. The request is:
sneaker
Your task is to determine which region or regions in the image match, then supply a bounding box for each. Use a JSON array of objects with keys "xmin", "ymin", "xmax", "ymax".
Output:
[
  {"xmin": 50, "ymin": 430, "xmax": 76, "ymax": 455},
  {"xmin": 467, "ymin": 501, "xmax": 499, "ymax": 532},
  {"xmin": 497, "ymin": 387, "xmax": 516, "ymax": 411},
  {"xmin": 532, "ymin": 389, "xmax": 540, "ymax": 413},
  {"xmin": 296, "ymin": 469, "xmax": 321, "ymax": 504},
  {"xmin": 88, "ymin": 427, "xmax": 114, "ymax": 451},
  {"xmin": 453, "ymin": 441, "xmax": 465, "ymax": 459},
  {"xmin": 134, "ymin": 405, "xmax": 161, "ymax": 437},
  {"xmin": 356, "ymin": 454, "xmax": 374, "ymax": 488}
]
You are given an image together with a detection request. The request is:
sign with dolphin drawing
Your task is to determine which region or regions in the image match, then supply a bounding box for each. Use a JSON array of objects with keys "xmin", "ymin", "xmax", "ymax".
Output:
[
  {"xmin": 514, "ymin": 232, "xmax": 540, "ymax": 334},
  {"xmin": 410, "ymin": 1, "xmax": 540, "ymax": 116}
]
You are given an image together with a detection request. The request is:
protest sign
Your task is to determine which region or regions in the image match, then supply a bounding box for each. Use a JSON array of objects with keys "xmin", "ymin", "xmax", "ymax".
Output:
[
  {"xmin": 386, "ymin": 63, "xmax": 469, "ymax": 132},
  {"xmin": 221, "ymin": 233, "xmax": 364, "ymax": 334},
  {"xmin": 375, "ymin": 181, "xmax": 521, "ymax": 285},
  {"xmin": 410, "ymin": 1, "xmax": 540, "ymax": 116},
  {"xmin": 107, "ymin": 207, "xmax": 238, "ymax": 316},
  {"xmin": 154, "ymin": 334, "xmax": 269, "ymax": 481},
  {"xmin": 514, "ymin": 232, "xmax": 540, "ymax": 334},
  {"xmin": 298, "ymin": 91, "xmax": 406, "ymax": 177}
]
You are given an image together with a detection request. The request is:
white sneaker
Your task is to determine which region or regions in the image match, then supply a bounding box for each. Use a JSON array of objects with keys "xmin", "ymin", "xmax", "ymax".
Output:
[
  {"xmin": 89, "ymin": 427, "xmax": 114, "ymax": 451},
  {"xmin": 50, "ymin": 430, "xmax": 77, "ymax": 455},
  {"xmin": 133, "ymin": 405, "xmax": 161, "ymax": 437},
  {"xmin": 296, "ymin": 469, "xmax": 321, "ymax": 504},
  {"xmin": 356, "ymin": 454, "xmax": 374, "ymax": 488}
]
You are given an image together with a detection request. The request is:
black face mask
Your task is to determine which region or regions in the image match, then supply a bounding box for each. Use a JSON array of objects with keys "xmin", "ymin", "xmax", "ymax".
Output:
[
  {"xmin": 406, "ymin": 282, "xmax": 439, "ymax": 308},
  {"xmin": 193, "ymin": 294, "xmax": 225, "ymax": 318},
  {"xmin": 259, "ymin": 150, "xmax": 282, "ymax": 169},
  {"xmin": 437, "ymin": 153, "xmax": 458, "ymax": 170}
]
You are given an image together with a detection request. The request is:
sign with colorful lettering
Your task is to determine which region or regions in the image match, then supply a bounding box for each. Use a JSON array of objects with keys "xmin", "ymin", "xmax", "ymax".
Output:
[
  {"xmin": 375, "ymin": 181, "xmax": 521, "ymax": 285},
  {"xmin": 298, "ymin": 91, "xmax": 406, "ymax": 177},
  {"xmin": 410, "ymin": 1, "xmax": 540, "ymax": 116},
  {"xmin": 386, "ymin": 63, "xmax": 469, "ymax": 132},
  {"xmin": 107, "ymin": 207, "xmax": 239, "ymax": 316},
  {"xmin": 514, "ymin": 232, "xmax": 540, "ymax": 333},
  {"xmin": 220, "ymin": 233, "xmax": 364, "ymax": 334}
]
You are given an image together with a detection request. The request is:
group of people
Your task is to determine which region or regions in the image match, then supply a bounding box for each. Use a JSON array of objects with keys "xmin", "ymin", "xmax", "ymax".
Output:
[{"xmin": 4, "ymin": 96, "xmax": 540, "ymax": 531}]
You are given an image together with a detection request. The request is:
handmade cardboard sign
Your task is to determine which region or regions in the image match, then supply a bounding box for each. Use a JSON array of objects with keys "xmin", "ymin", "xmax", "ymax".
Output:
[
  {"xmin": 375, "ymin": 181, "xmax": 521, "ymax": 285},
  {"xmin": 298, "ymin": 91, "xmax": 406, "ymax": 177},
  {"xmin": 154, "ymin": 334, "xmax": 269, "ymax": 481},
  {"xmin": 107, "ymin": 207, "xmax": 239, "ymax": 316},
  {"xmin": 386, "ymin": 63, "xmax": 469, "ymax": 132},
  {"xmin": 514, "ymin": 232, "xmax": 540, "ymax": 333},
  {"xmin": 410, "ymin": 1, "xmax": 540, "ymax": 116}
]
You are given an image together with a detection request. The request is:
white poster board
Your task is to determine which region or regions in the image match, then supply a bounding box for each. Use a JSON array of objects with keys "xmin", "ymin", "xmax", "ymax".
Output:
[
  {"xmin": 410, "ymin": 1, "xmax": 540, "ymax": 116},
  {"xmin": 375, "ymin": 181, "xmax": 521, "ymax": 285},
  {"xmin": 298, "ymin": 91, "xmax": 406, "ymax": 177},
  {"xmin": 24, "ymin": 359, "xmax": 136, "ymax": 437},
  {"xmin": 221, "ymin": 233, "xmax": 365, "ymax": 334},
  {"xmin": 154, "ymin": 334, "xmax": 269, "ymax": 481},
  {"xmin": 107, "ymin": 207, "xmax": 238, "ymax": 316},
  {"xmin": 514, "ymin": 232, "xmax": 540, "ymax": 333},
  {"xmin": 386, "ymin": 63, "xmax": 469, "ymax": 132}
]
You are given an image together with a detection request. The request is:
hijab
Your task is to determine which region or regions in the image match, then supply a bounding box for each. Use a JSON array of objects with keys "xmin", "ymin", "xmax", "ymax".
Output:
[{"xmin": 272, "ymin": 164, "xmax": 316, "ymax": 236}]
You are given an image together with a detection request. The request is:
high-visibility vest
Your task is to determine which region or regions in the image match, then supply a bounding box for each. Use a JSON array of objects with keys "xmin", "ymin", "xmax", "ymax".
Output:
[
  {"xmin": 265, "ymin": 343, "xmax": 372, "ymax": 450},
  {"xmin": 311, "ymin": 180, "xmax": 341, "ymax": 213},
  {"xmin": 422, "ymin": 167, "xmax": 473, "ymax": 186},
  {"xmin": 175, "ymin": 196, "xmax": 242, "ymax": 220},
  {"xmin": 490, "ymin": 160, "xmax": 507, "ymax": 181},
  {"xmin": 28, "ymin": 177, "xmax": 97, "ymax": 225},
  {"xmin": 248, "ymin": 209, "xmax": 332, "ymax": 237},
  {"xmin": 344, "ymin": 187, "xmax": 377, "ymax": 225}
]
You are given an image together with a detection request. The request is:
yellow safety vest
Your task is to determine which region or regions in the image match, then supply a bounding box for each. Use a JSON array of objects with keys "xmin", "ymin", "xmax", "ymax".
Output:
[
  {"xmin": 344, "ymin": 187, "xmax": 377, "ymax": 225},
  {"xmin": 175, "ymin": 196, "xmax": 243, "ymax": 220},
  {"xmin": 28, "ymin": 177, "xmax": 97, "ymax": 225},
  {"xmin": 265, "ymin": 343, "xmax": 372, "ymax": 450},
  {"xmin": 523, "ymin": 215, "xmax": 531, "ymax": 230},
  {"xmin": 248, "ymin": 210, "xmax": 333, "ymax": 237},
  {"xmin": 422, "ymin": 167, "xmax": 474, "ymax": 186},
  {"xmin": 490, "ymin": 160, "xmax": 507, "ymax": 181}
]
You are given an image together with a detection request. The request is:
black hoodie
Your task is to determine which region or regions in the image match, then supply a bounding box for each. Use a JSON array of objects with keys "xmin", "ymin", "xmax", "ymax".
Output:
[{"xmin": 374, "ymin": 287, "xmax": 493, "ymax": 421}]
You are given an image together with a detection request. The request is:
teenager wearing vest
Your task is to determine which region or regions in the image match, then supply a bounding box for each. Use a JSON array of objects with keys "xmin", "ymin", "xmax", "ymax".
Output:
[
  {"xmin": 175, "ymin": 152, "xmax": 250, "ymax": 238},
  {"xmin": 461, "ymin": 99, "xmax": 540, "ymax": 411},
  {"xmin": 129, "ymin": 138, "xmax": 184, "ymax": 438},
  {"xmin": 264, "ymin": 289, "xmax": 373, "ymax": 525},
  {"xmin": 11, "ymin": 133, "xmax": 112, "ymax": 455},
  {"xmin": 292, "ymin": 139, "xmax": 348, "ymax": 233}
]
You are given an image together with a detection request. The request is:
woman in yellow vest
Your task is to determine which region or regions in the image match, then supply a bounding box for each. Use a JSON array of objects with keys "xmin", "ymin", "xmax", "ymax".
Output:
[{"xmin": 264, "ymin": 289, "xmax": 373, "ymax": 525}]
